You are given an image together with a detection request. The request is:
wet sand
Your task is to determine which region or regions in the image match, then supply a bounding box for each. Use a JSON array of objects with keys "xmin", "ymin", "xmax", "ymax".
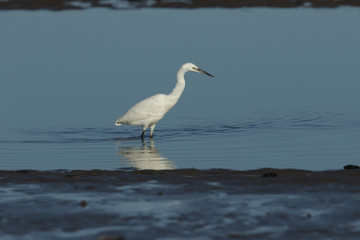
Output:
[{"xmin": 1, "ymin": 168, "xmax": 360, "ymax": 239}]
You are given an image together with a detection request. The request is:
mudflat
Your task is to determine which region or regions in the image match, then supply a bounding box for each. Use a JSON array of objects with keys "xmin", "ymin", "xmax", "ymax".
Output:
[{"xmin": 1, "ymin": 168, "xmax": 360, "ymax": 239}]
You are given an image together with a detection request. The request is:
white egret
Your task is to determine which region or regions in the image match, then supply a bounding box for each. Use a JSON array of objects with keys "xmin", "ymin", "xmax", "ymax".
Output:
[{"xmin": 115, "ymin": 63, "xmax": 214, "ymax": 139}]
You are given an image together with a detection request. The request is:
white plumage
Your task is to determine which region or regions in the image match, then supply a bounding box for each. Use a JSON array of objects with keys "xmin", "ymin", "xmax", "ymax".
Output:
[{"xmin": 115, "ymin": 63, "xmax": 214, "ymax": 139}]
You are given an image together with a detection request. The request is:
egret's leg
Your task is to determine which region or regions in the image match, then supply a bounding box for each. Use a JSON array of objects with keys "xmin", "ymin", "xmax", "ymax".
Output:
[
  {"xmin": 150, "ymin": 124, "xmax": 156, "ymax": 138},
  {"xmin": 141, "ymin": 126, "xmax": 147, "ymax": 139}
]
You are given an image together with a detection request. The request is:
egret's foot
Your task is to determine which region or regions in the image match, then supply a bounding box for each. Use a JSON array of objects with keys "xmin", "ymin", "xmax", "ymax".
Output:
[{"xmin": 141, "ymin": 131, "xmax": 145, "ymax": 139}]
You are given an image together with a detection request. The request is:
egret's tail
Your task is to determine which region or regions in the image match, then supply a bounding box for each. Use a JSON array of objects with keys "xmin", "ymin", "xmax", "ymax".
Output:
[{"xmin": 115, "ymin": 116, "xmax": 124, "ymax": 126}]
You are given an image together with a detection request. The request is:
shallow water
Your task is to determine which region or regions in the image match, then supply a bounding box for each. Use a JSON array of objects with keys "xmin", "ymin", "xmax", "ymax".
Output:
[
  {"xmin": 1, "ymin": 112, "xmax": 359, "ymax": 170},
  {"xmin": 1, "ymin": 8, "xmax": 360, "ymax": 170}
]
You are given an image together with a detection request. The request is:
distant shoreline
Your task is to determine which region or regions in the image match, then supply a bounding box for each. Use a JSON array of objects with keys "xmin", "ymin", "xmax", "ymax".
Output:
[{"xmin": 1, "ymin": 0, "xmax": 359, "ymax": 11}]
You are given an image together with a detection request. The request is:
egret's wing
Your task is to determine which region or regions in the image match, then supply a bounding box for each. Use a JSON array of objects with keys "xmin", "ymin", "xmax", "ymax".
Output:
[{"xmin": 115, "ymin": 94, "xmax": 169, "ymax": 126}]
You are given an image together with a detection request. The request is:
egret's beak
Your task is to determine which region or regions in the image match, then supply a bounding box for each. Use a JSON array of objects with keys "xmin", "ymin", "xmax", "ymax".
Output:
[{"xmin": 197, "ymin": 68, "xmax": 214, "ymax": 77}]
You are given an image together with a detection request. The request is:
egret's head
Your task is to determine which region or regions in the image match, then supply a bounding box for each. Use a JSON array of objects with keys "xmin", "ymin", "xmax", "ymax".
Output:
[{"xmin": 183, "ymin": 63, "xmax": 214, "ymax": 77}]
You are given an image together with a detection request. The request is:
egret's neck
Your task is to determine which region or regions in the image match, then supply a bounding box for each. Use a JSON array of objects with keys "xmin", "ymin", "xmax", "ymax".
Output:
[{"xmin": 169, "ymin": 68, "xmax": 186, "ymax": 99}]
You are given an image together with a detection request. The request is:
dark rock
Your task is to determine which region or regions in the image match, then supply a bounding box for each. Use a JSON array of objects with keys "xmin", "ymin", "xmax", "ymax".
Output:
[
  {"xmin": 262, "ymin": 172, "xmax": 277, "ymax": 177},
  {"xmin": 343, "ymin": 165, "xmax": 360, "ymax": 170},
  {"xmin": 99, "ymin": 236, "xmax": 124, "ymax": 240},
  {"xmin": 80, "ymin": 200, "xmax": 87, "ymax": 207}
]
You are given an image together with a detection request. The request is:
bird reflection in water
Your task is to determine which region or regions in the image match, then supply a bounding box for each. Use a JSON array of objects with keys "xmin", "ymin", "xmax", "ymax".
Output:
[{"xmin": 115, "ymin": 139, "xmax": 175, "ymax": 170}]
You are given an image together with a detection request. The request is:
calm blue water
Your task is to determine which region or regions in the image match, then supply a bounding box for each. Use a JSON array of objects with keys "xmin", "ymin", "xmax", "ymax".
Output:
[{"xmin": 1, "ymin": 8, "xmax": 359, "ymax": 170}]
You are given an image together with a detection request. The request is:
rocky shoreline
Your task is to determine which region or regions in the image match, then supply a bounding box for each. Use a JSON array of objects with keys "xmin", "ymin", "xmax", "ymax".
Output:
[{"xmin": 1, "ymin": 168, "xmax": 360, "ymax": 239}]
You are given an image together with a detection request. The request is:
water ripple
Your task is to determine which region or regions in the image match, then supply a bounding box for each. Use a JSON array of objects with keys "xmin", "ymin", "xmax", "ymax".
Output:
[{"xmin": 1, "ymin": 111, "xmax": 357, "ymax": 144}]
